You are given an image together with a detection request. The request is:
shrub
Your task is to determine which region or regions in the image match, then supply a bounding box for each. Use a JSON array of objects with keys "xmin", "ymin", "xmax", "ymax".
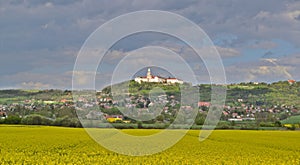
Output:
[
  {"xmin": 274, "ymin": 121, "xmax": 282, "ymax": 127},
  {"xmin": 4, "ymin": 115, "xmax": 21, "ymax": 124},
  {"xmin": 21, "ymin": 115, "xmax": 54, "ymax": 125},
  {"xmin": 53, "ymin": 117, "xmax": 82, "ymax": 128},
  {"xmin": 137, "ymin": 121, "xmax": 143, "ymax": 129}
]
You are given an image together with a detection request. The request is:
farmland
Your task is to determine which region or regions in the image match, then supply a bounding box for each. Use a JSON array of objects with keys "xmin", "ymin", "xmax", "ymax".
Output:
[{"xmin": 0, "ymin": 126, "xmax": 300, "ymax": 164}]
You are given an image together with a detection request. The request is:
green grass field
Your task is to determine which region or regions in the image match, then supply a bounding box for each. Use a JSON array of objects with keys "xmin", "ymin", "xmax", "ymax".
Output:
[{"xmin": 0, "ymin": 125, "xmax": 300, "ymax": 164}]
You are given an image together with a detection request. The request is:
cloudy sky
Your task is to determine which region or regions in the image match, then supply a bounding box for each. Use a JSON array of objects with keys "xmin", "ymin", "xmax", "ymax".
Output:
[{"xmin": 1, "ymin": 0, "xmax": 300, "ymax": 89}]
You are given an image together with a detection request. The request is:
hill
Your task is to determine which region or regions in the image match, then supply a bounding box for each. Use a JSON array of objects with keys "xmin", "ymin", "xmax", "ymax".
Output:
[
  {"xmin": 102, "ymin": 80, "xmax": 300, "ymax": 108},
  {"xmin": 0, "ymin": 80, "xmax": 300, "ymax": 129}
]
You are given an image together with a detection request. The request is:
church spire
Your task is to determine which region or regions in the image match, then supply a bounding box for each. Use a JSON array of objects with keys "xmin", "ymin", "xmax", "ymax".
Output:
[{"xmin": 147, "ymin": 68, "xmax": 151, "ymax": 79}]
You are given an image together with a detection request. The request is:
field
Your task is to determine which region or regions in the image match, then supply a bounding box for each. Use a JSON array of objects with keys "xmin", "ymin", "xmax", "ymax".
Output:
[{"xmin": 0, "ymin": 126, "xmax": 300, "ymax": 164}]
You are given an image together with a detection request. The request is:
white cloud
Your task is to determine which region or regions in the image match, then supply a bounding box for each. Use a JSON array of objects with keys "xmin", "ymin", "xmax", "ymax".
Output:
[
  {"xmin": 20, "ymin": 81, "xmax": 51, "ymax": 89},
  {"xmin": 1, "ymin": 72, "xmax": 71, "ymax": 89},
  {"xmin": 225, "ymin": 57, "xmax": 297, "ymax": 83},
  {"xmin": 44, "ymin": 2, "xmax": 54, "ymax": 8},
  {"xmin": 215, "ymin": 46, "xmax": 240, "ymax": 57}
]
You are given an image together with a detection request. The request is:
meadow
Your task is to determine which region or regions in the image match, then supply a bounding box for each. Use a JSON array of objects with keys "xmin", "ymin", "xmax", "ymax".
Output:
[{"xmin": 0, "ymin": 125, "xmax": 300, "ymax": 164}]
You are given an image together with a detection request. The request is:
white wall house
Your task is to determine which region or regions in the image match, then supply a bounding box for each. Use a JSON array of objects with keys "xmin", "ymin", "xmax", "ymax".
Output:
[
  {"xmin": 134, "ymin": 76, "xmax": 165, "ymax": 83},
  {"xmin": 134, "ymin": 68, "xmax": 183, "ymax": 84},
  {"xmin": 166, "ymin": 78, "xmax": 183, "ymax": 84}
]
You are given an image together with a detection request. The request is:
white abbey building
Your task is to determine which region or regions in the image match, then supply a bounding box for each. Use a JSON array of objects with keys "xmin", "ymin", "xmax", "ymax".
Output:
[{"xmin": 134, "ymin": 68, "xmax": 183, "ymax": 84}]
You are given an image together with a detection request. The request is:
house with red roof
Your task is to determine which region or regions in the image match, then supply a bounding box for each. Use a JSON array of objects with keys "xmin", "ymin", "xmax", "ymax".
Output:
[
  {"xmin": 198, "ymin": 102, "xmax": 211, "ymax": 107},
  {"xmin": 288, "ymin": 79, "xmax": 296, "ymax": 85}
]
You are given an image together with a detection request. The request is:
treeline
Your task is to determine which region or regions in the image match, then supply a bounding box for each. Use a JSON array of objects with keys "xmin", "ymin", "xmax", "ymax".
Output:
[
  {"xmin": 0, "ymin": 115, "xmax": 82, "ymax": 128},
  {"xmin": 1, "ymin": 104, "xmax": 82, "ymax": 127},
  {"xmin": 0, "ymin": 114, "xmax": 288, "ymax": 130}
]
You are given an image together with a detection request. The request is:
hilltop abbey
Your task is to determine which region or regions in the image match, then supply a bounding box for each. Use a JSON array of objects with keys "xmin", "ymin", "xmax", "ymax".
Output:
[{"xmin": 134, "ymin": 68, "xmax": 183, "ymax": 84}]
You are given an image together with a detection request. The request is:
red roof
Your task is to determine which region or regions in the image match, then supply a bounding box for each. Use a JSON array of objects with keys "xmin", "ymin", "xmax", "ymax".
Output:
[
  {"xmin": 0, "ymin": 111, "xmax": 7, "ymax": 116},
  {"xmin": 288, "ymin": 79, "xmax": 296, "ymax": 83},
  {"xmin": 198, "ymin": 102, "xmax": 211, "ymax": 107}
]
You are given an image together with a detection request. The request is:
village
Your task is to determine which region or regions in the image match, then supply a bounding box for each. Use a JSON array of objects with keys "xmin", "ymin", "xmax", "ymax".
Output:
[
  {"xmin": 0, "ymin": 70, "xmax": 299, "ymax": 128},
  {"xmin": 0, "ymin": 89, "xmax": 297, "ymax": 127}
]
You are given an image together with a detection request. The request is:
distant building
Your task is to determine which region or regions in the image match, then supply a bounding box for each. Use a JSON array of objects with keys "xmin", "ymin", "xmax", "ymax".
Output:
[
  {"xmin": 134, "ymin": 68, "xmax": 183, "ymax": 84},
  {"xmin": 166, "ymin": 78, "xmax": 183, "ymax": 84},
  {"xmin": 237, "ymin": 99, "xmax": 243, "ymax": 102},
  {"xmin": 242, "ymin": 118, "xmax": 255, "ymax": 121},
  {"xmin": 105, "ymin": 115, "xmax": 123, "ymax": 123},
  {"xmin": 228, "ymin": 118, "xmax": 243, "ymax": 122},
  {"xmin": 198, "ymin": 102, "xmax": 211, "ymax": 107},
  {"xmin": 228, "ymin": 118, "xmax": 255, "ymax": 122},
  {"xmin": 60, "ymin": 99, "xmax": 72, "ymax": 103},
  {"xmin": 0, "ymin": 111, "xmax": 7, "ymax": 120},
  {"xmin": 288, "ymin": 79, "xmax": 296, "ymax": 85}
]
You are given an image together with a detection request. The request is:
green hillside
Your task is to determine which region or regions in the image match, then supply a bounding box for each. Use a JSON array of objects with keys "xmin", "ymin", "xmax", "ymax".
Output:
[
  {"xmin": 281, "ymin": 115, "xmax": 300, "ymax": 124},
  {"xmin": 102, "ymin": 80, "xmax": 300, "ymax": 108}
]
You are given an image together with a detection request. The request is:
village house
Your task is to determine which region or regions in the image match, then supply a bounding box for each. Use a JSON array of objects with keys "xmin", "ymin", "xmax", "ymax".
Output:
[
  {"xmin": 198, "ymin": 102, "xmax": 211, "ymax": 107},
  {"xmin": 288, "ymin": 79, "xmax": 296, "ymax": 85},
  {"xmin": 0, "ymin": 111, "xmax": 7, "ymax": 119}
]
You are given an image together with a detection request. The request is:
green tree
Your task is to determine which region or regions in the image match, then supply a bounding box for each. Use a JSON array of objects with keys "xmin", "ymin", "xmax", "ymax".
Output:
[{"xmin": 4, "ymin": 115, "xmax": 21, "ymax": 124}]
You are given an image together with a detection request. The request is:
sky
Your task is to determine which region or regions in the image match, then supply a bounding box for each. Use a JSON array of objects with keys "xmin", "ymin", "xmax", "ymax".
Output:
[{"xmin": 1, "ymin": 0, "xmax": 300, "ymax": 89}]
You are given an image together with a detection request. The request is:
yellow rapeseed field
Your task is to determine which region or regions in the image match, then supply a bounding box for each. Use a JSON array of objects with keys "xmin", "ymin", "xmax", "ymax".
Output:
[{"xmin": 0, "ymin": 125, "xmax": 300, "ymax": 164}]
